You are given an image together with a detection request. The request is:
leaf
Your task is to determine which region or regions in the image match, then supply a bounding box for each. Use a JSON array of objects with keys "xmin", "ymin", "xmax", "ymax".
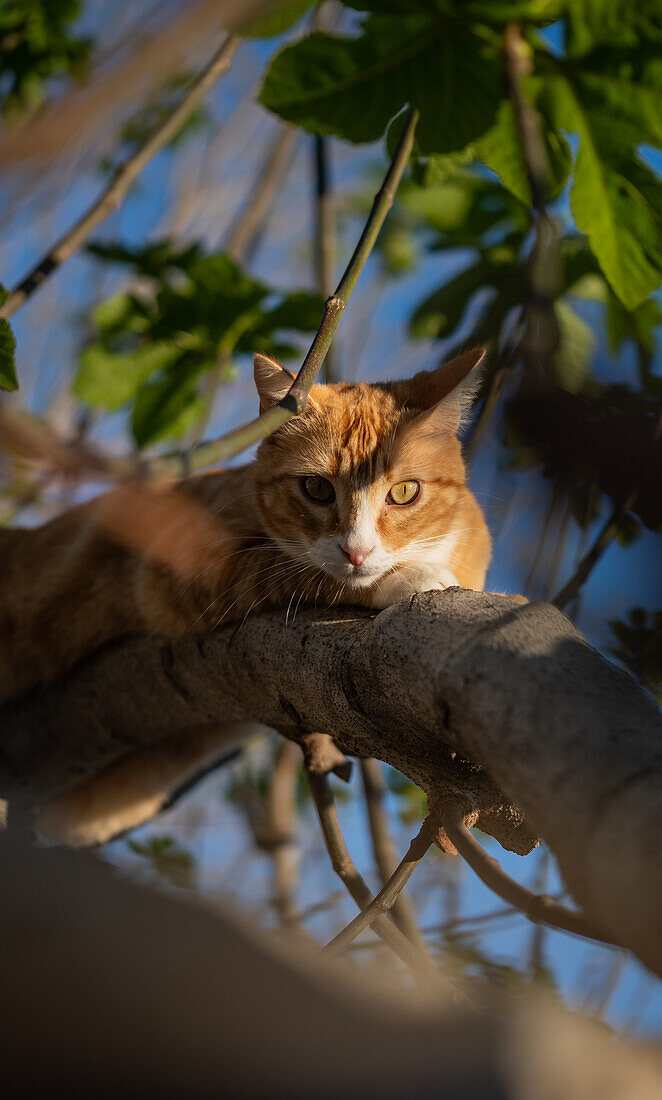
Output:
[
  {"xmin": 0, "ymin": 283, "xmax": 18, "ymax": 391},
  {"xmin": 131, "ymin": 363, "xmax": 208, "ymax": 446},
  {"xmin": 476, "ymin": 96, "xmax": 571, "ymax": 204},
  {"xmin": 566, "ymin": 0, "xmax": 662, "ymax": 56},
  {"xmin": 239, "ymin": 0, "xmax": 317, "ymax": 37},
  {"xmin": 553, "ymin": 300, "xmax": 594, "ymax": 392},
  {"xmin": 74, "ymin": 341, "xmax": 183, "ymax": 410},
  {"xmin": 409, "ymin": 255, "xmax": 519, "ymax": 339},
  {"xmin": 541, "ymin": 73, "xmax": 662, "ymax": 309},
  {"xmin": 259, "ymin": 16, "xmax": 503, "ymax": 153}
]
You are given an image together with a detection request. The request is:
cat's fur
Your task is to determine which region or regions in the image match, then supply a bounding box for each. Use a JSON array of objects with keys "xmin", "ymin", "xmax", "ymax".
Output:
[{"xmin": 0, "ymin": 348, "xmax": 491, "ymax": 845}]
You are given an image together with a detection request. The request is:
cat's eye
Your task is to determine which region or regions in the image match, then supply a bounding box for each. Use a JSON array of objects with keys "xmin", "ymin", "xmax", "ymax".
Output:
[
  {"xmin": 302, "ymin": 476, "xmax": 335, "ymax": 504},
  {"xmin": 387, "ymin": 480, "xmax": 420, "ymax": 506}
]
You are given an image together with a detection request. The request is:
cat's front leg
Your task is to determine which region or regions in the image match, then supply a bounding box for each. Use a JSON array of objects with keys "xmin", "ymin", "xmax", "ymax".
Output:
[{"xmin": 370, "ymin": 564, "xmax": 460, "ymax": 610}]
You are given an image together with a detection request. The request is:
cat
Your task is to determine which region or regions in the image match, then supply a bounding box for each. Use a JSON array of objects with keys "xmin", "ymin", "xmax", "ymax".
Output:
[{"xmin": 0, "ymin": 347, "xmax": 491, "ymax": 845}]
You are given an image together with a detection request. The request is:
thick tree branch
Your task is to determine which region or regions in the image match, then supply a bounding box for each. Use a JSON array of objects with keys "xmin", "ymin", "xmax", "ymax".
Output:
[
  {"xmin": 3, "ymin": 589, "xmax": 662, "ymax": 975},
  {"xmin": 0, "ymin": 35, "xmax": 240, "ymax": 321}
]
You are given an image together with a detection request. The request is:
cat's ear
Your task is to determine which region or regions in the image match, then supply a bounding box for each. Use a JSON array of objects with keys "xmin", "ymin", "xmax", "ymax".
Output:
[
  {"xmin": 403, "ymin": 348, "xmax": 486, "ymax": 435},
  {"xmin": 253, "ymin": 354, "xmax": 296, "ymax": 413}
]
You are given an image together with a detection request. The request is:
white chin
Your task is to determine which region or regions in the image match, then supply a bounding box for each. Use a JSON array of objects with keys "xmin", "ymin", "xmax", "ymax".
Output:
[{"xmin": 343, "ymin": 569, "xmax": 384, "ymax": 590}]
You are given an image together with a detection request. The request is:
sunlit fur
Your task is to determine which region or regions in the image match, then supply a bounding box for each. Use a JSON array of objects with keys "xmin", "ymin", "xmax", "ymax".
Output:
[
  {"xmin": 252, "ymin": 352, "xmax": 491, "ymax": 607},
  {"xmin": 1, "ymin": 349, "xmax": 491, "ymax": 845}
]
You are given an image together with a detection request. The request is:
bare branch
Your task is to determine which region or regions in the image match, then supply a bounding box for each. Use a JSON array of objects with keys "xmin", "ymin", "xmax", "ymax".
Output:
[
  {"xmin": 0, "ymin": 35, "xmax": 240, "ymax": 321},
  {"xmin": 226, "ymin": 126, "xmax": 299, "ymax": 264},
  {"xmin": 313, "ymin": 135, "xmax": 338, "ymax": 383},
  {"xmin": 307, "ymin": 771, "xmax": 458, "ymax": 999},
  {"xmin": 359, "ymin": 758, "xmax": 428, "ymax": 949},
  {"xmin": 322, "ymin": 814, "xmax": 435, "ymax": 958},
  {"xmin": 440, "ymin": 802, "xmax": 621, "ymax": 949}
]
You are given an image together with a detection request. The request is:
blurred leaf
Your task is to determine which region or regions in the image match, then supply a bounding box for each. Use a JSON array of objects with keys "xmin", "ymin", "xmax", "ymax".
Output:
[
  {"xmin": 131, "ymin": 361, "xmax": 209, "ymax": 447},
  {"xmin": 75, "ymin": 341, "xmax": 184, "ymax": 411},
  {"xmin": 259, "ymin": 15, "xmax": 503, "ymax": 153},
  {"xmin": 128, "ymin": 835, "xmax": 196, "ymax": 890},
  {"xmin": 553, "ymin": 300, "xmax": 594, "ymax": 392},
  {"xmin": 76, "ymin": 242, "xmax": 322, "ymax": 446},
  {"xmin": 240, "ymin": 0, "xmax": 317, "ymax": 37},
  {"xmin": 477, "ymin": 96, "xmax": 572, "ymax": 204},
  {"xmin": 0, "ymin": 0, "xmax": 90, "ymax": 121},
  {"xmin": 609, "ymin": 607, "xmax": 662, "ymax": 703},
  {"xmin": 541, "ymin": 71, "xmax": 662, "ymax": 309},
  {"xmin": 0, "ymin": 284, "xmax": 18, "ymax": 391},
  {"xmin": 606, "ymin": 290, "xmax": 662, "ymax": 371},
  {"xmin": 565, "ymin": 0, "xmax": 662, "ymax": 56}
]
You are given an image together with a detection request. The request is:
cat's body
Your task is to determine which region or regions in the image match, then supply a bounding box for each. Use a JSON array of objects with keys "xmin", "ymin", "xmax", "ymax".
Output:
[{"xmin": 0, "ymin": 349, "xmax": 491, "ymax": 845}]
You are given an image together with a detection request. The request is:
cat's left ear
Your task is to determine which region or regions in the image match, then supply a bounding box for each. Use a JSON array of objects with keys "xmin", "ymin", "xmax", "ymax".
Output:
[
  {"xmin": 403, "ymin": 348, "xmax": 486, "ymax": 435},
  {"xmin": 253, "ymin": 354, "xmax": 296, "ymax": 414}
]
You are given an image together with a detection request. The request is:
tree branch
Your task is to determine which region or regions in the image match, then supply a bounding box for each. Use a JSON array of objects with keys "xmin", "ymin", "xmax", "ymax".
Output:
[
  {"xmin": 307, "ymin": 771, "xmax": 455, "ymax": 997},
  {"xmin": 4, "ymin": 589, "xmax": 662, "ymax": 974},
  {"xmin": 359, "ymin": 758, "xmax": 428, "ymax": 948},
  {"xmin": 322, "ymin": 814, "xmax": 435, "ymax": 957},
  {"xmin": 144, "ymin": 106, "xmax": 419, "ymax": 475},
  {"xmin": 440, "ymin": 802, "xmax": 621, "ymax": 948},
  {"xmin": 0, "ymin": 35, "xmax": 240, "ymax": 321}
]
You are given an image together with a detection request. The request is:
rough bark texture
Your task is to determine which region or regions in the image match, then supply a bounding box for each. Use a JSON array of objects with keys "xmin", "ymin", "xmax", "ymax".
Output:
[{"xmin": 2, "ymin": 589, "xmax": 662, "ymax": 974}]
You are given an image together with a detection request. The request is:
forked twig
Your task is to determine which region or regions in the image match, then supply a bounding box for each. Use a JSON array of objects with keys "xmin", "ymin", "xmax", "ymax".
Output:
[
  {"xmin": 322, "ymin": 813, "xmax": 435, "ymax": 957},
  {"xmin": 307, "ymin": 771, "xmax": 467, "ymax": 1002},
  {"xmin": 441, "ymin": 801, "xmax": 622, "ymax": 948},
  {"xmin": 1, "ymin": 35, "xmax": 240, "ymax": 321},
  {"xmin": 359, "ymin": 758, "xmax": 428, "ymax": 949}
]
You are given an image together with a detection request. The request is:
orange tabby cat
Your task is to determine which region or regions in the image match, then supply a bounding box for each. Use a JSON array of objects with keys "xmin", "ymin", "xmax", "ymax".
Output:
[{"xmin": 0, "ymin": 348, "xmax": 490, "ymax": 845}]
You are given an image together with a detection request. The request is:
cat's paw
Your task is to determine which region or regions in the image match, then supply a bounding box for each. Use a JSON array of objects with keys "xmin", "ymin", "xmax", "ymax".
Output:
[{"xmin": 371, "ymin": 566, "xmax": 460, "ymax": 609}]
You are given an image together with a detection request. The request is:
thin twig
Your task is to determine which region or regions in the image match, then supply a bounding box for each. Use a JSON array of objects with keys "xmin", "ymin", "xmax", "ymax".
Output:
[
  {"xmin": 322, "ymin": 814, "xmax": 435, "ymax": 957},
  {"xmin": 0, "ymin": 35, "xmax": 240, "ymax": 320},
  {"xmin": 313, "ymin": 134, "xmax": 337, "ymax": 383},
  {"xmin": 266, "ymin": 739, "xmax": 303, "ymax": 929},
  {"xmin": 359, "ymin": 758, "xmax": 427, "ymax": 948},
  {"xmin": 307, "ymin": 771, "xmax": 461, "ymax": 1000},
  {"xmin": 226, "ymin": 125, "xmax": 299, "ymax": 264},
  {"xmin": 441, "ymin": 802, "xmax": 623, "ymax": 949}
]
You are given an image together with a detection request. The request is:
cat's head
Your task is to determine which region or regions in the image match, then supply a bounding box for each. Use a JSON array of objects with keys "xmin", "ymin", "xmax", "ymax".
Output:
[{"xmin": 253, "ymin": 349, "xmax": 485, "ymax": 589}]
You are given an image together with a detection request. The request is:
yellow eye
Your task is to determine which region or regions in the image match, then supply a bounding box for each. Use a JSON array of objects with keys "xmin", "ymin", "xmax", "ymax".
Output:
[
  {"xmin": 387, "ymin": 480, "xmax": 420, "ymax": 506},
  {"xmin": 302, "ymin": 476, "xmax": 335, "ymax": 504}
]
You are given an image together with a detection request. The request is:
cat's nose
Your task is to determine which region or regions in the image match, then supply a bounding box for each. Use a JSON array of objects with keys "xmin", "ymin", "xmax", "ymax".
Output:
[{"xmin": 339, "ymin": 542, "xmax": 374, "ymax": 567}]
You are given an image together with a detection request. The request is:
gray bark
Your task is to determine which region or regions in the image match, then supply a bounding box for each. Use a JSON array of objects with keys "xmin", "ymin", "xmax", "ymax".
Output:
[{"xmin": 2, "ymin": 588, "xmax": 662, "ymax": 974}]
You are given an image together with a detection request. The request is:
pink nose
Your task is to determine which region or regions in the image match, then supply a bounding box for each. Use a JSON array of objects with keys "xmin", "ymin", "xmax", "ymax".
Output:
[{"xmin": 339, "ymin": 543, "xmax": 374, "ymax": 567}]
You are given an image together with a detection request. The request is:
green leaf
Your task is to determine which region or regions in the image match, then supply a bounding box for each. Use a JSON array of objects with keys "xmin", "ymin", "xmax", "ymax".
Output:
[
  {"xmin": 239, "ymin": 0, "xmax": 317, "ymax": 37},
  {"xmin": 259, "ymin": 16, "xmax": 502, "ymax": 153},
  {"xmin": 131, "ymin": 365, "xmax": 207, "ymax": 447},
  {"xmin": 410, "ymin": 255, "xmax": 519, "ymax": 339},
  {"xmin": 541, "ymin": 73, "xmax": 662, "ymax": 309},
  {"xmin": 74, "ymin": 341, "xmax": 183, "ymax": 410},
  {"xmin": 566, "ymin": 0, "xmax": 662, "ymax": 56},
  {"xmin": 0, "ymin": 283, "xmax": 18, "ymax": 391},
  {"xmin": 553, "ymin": 300, "xmax": 594, "ymax": 392},
  {"xmin": 476, "ymin": 96, "xmax": 571, "ymax": 204}
]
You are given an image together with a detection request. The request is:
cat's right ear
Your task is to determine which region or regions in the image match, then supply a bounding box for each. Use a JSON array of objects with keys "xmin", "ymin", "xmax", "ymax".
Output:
[{"xmin": 253, "ymin": 354, "xmax": 296, "ymax": 414}]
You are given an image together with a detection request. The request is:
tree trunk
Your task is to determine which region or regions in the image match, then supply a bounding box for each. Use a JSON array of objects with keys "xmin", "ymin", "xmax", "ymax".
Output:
[{"xmin": 2, "ymin": 589, "xmax": 662, "ymax": 974}]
